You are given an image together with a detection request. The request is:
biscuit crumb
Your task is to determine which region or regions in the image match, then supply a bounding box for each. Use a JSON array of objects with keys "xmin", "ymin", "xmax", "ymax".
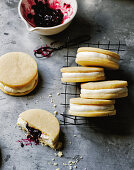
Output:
[
  {"xmin": 56, "ymin": 168, "xmax": 60, "ymax": 170},
  {"xmin": 49, "ymin": 94, "xmax": 52, "ymax": 97},
  {"xmin": 57, "ymin": 93, "xmax": 60, "ymax": 96},
  {"xmin": 54, "ymin": 153, "xmax": 58, "ymax": 157},
  {"xmin": 74, "ymin": 166, "xmax": 77, "ymax": 168},
  {"xmin": 68, "ymin": 161, "xmax": 73, "ymax": 166},
  {"xmin": 35, "ymin": 100, "xmax": 39, "ymax": 103},
  {"xmin": 57, "ymin": 151, "xmax": 63, "ymax": 157},
  {"xmin": 69, "ymin": 142, "xmax": 72, "ymax": 144},
  {"xmin": 54, "ymin": 111, "xmax": 58, "ymax": 115},
  {"xmin": 48, "ymin": 161, "xmax": 52, "ymax": 165},
  {"xmin": 54, "ymin": 162, "xmax": 58, "ymax": 166},
  {"xmin": 74, "ymin": 135, "xmax": 77, "ymax": 137},
  {"xmin": 52, "ymin": 158, "xmax": 55, "ymax": 161},
  {"xmin": 69, "ymin": 166, "xmax": 72, "ymax": 170},
  {"xmin": 50, "ymin": 99, "xmax": 53, "ymax": 103},
  {"xmin": 53, "ymin": 104, "xmax": 57, "ymax": 108}
]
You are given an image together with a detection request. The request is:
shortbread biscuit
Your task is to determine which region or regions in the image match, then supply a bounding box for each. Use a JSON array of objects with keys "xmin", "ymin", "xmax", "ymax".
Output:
[
  {"xmin": 0, "ymin": 52, "xmax": 38, "ymax": 96},
  {"xmin": 76, "ymin": 47, "xmax": 120, "ymax": 69},
  {"xmin": 81, "ymin": 80, "xmax": 128, "ymax": 99},
  {"xmin": 69, "ymin": 98, "xmax": 116, "ymax": 117},
  {"xmin": 61, "ymin": 67, "xmax": 105, "ymax": 82},
  {"xmin": 17, "ymin": 109, "xmax": 60, "ymax": 149}
]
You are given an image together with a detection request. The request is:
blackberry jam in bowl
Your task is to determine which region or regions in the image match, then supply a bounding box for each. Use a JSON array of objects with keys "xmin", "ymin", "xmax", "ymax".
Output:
[{"xmin": 18, "ymin": 0, "xmax": 77, "ymax": 35}]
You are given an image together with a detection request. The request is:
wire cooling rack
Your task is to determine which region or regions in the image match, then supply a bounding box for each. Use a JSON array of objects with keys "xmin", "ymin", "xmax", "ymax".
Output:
[{"xmin": 60, "ymin": 41, "xmax": 126, "ymax": 125}]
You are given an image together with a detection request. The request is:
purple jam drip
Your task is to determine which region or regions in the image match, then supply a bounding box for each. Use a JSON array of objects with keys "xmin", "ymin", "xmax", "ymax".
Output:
[
  {"xmin": 26, "ymin": 123, "xmax": 41, "ymax": 144},
  {"xmin": 17, "ymin": 123, "xmax": 42, "ymax": 147},
  {"xmin": 34, "ymin": 45, "xmax": 55, "ymax": 58},
  {"xmin": 34, "ymin": 35, "xmax": 92, "ymax": 59},
  {"xmin": 21, "ymin": 142, "xmax": 24, "ymax": 147},
  {"xmin": 27, "ymin": 0, "xmax": 64, "ymax": 27}
]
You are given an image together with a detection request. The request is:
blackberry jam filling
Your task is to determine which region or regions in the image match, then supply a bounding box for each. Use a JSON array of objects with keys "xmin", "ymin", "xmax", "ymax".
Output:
[
  {"xmin": 27, "ymin": 0, "xmax": 64, "ymax": 27},
  {"xmin": 26, "ymin": 123, "xmax": 41, "ymax": 144}
]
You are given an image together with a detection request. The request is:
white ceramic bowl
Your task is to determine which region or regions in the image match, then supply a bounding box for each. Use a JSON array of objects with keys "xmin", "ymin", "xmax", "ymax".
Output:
[{"xmin": 18, "ymin": 0, "xmax": 77, "ymax": 35}]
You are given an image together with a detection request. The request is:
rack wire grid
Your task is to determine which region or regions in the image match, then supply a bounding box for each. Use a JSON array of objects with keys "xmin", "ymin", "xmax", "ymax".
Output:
[{"xmin": 60, "ymin": 40, "xmax": 126, "ymax": 126}]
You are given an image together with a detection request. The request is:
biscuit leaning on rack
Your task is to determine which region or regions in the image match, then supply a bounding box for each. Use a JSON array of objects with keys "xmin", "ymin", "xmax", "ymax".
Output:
[
  {"xmin": 61, "ymin": 66, "xmax": 105, "ymax": 83},
  {"xmin": 69, "ymin": 98, "xmax": 116, "ymax": 117},
  {"xmin": 80, "ymin": 80, "xmax": 128, "ymax": 99},
  {"xmin": 76, "ymin": 47, "xmax": 120, "ymax": 69}
]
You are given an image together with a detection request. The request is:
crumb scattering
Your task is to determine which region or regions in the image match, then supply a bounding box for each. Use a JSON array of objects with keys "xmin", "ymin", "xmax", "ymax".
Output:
[
  {"xmin": 53, "ymin": 104, "xmax": 57, "ymax": 108},
  {"xmin": 54, "ymin": 162, "xmax": 58, "ymax": 166},
  {"xmin": 54, "ymin": 111, "xmax": 58, "ymax": 115},
  {"xmin": 69, "ymin": 166, "xmax": 72, "ymax": 170},
  {"xmin": 57, "ymin": 151, "xmax": 63, "ymax": 157}
]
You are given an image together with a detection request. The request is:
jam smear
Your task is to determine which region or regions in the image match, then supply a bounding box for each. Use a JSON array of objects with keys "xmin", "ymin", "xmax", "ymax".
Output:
[
  {"xmin": 34, "ymin": 35, "xmax": 91, "ymax": 58},
  {"xmin": 17, "ymin": 123, "xmax": 42, "ymax": 147},
  {"xmin": 26, "ymin": 123, "xmax": 41, "ymax": 144},
  {"xmin": 21, "ymin": 143, "xmax": 24, "ymax": 147},
  {"xmin": 34, "ymin": 44, "xmax": 63, "ymax": 58},
  {"xmin": 27, "ymin": 0, "xmax": 64, "ymax": 27}
]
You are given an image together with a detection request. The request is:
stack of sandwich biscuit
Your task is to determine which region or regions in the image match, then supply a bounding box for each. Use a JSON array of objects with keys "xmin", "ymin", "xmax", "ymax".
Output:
[
  {"xmin": 0, "ymin": 52, "xmax": 38, "ymax": 96},
  {"xmin": 61, "ymin": 47, "xmax": 128, "ymax": 117}
]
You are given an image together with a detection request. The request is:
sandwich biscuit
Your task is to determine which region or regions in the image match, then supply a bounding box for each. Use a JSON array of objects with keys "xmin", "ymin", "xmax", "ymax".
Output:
[
  {"xmin": 61, "ymin": 67, "xmax": 105, "ymax": 82},
  {"xmin": 17, "ymin": 109, "xmax": 60, "ymax": 149},
  {"xmin": 0, "ymin": 52, "xmax": 38, "ymax": 96},
  {"xmin": 76, "ymin": 47, "xmax": 120, "ymax": 69},
  {"xmin": 69, "ymin": 98, "xmax": 116, "ymax": 117},
  {"xmin": 81, "ymin": 80, "xmax": 128, "ymax": 99}
]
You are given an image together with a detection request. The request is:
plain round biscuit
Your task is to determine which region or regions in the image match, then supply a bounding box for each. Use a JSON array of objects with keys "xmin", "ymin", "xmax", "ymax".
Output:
[
  {"xmin": 60, "ymin": 67, "xmax": 104, "ymax": 73},
  {"xmin": 19, "ymin": 109, "xmax": 60, "ymax": 142},
  {"xmin": 0, "ymin": 52, "xmax": 38, "ymax": 88},
  {"xmin": 77, "ymin": 47, "xmax": 120, "ymax": 60},
  {"xmin": 80, "ymin": 91, "xmax": 128, "ymax": 99},
  {"xmin": 61, "ymin": 76, "xmax": 105, "ymax": 83},
  {"xmin": 81, "ymin": 80, "xmax": 128, "ymax": 89},
  {"xmin": 0, "ymin": 77, "xmax": 38, "ymax": 96},
  {"xmin": 75, "ymin": 57, "xmax": 119, "ymax": 69},
  {"xmin": 70, "ymin": 98, "xmax": 115, "ymax": 105},
  {"xmin": 69, "ymin": 110, "xmax": 116, "ymax": 117}
]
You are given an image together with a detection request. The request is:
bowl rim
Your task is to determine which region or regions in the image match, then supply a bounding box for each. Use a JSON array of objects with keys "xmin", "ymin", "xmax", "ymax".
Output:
[{"xmin": 18, "ymin": 0, "xmax": 78, "ymax": 30}]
